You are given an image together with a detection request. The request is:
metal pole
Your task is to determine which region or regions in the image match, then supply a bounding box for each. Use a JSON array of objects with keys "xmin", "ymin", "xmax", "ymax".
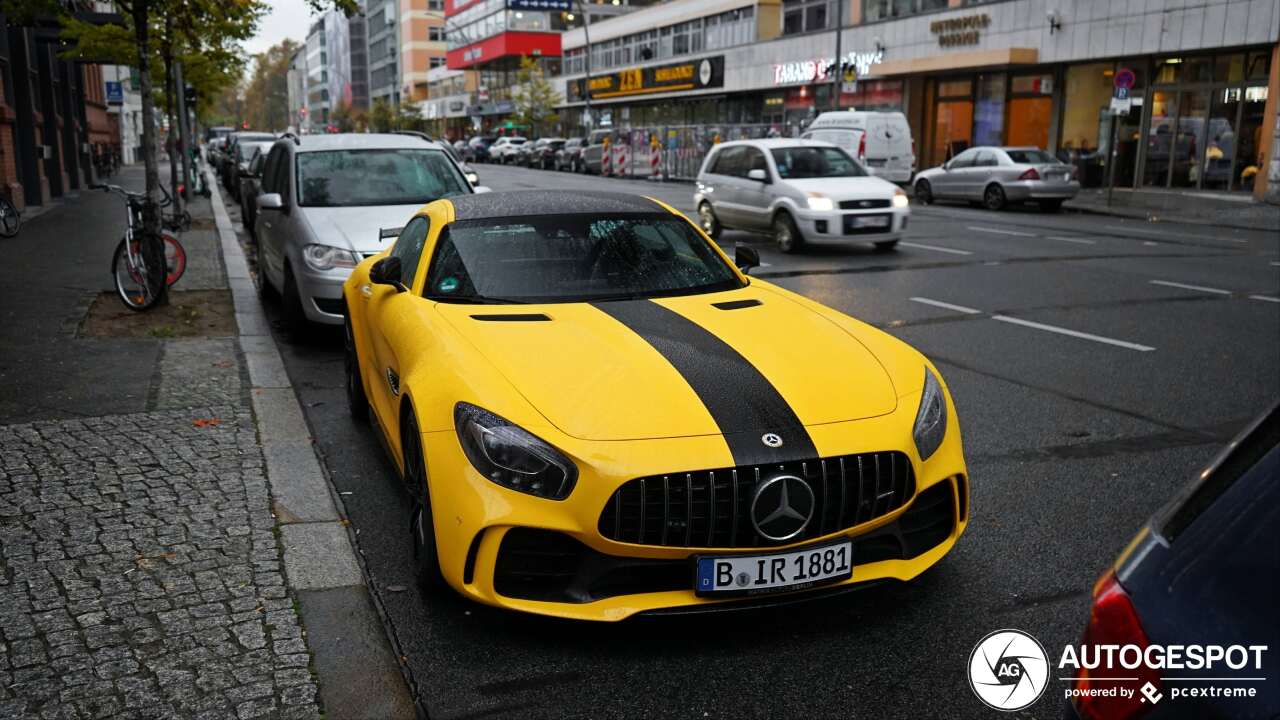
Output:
[
  {"xmin": 1106, "ymin": 110, "xmax": 1119, "ymax": 208},
  {"xmin": 577, "ymin": 0, "xmax": 593, "ymax": 131},
  {"xmin": 831, "ymin": 0, "xmax": 844, "ymax": 111},
  {"xmin": 175, "ymin": 60, "xmax": 193, "ymax": 201}
]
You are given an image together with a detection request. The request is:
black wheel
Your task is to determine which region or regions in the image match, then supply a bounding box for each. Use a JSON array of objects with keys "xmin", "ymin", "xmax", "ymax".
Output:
[
  {"xmin": 282, "ymin": 266, "xmax": 309, "ymax": 333},
  {"xmin": 256, "ymin": 241, "xmax": 278, "ymax": 301},
  {"xmin": 1039, "ymin": 199, "xmax": 1064, "ymax": 213},
  {"xmin": 403, "ymin": 410, "xmax": 446, "ymax": 591},
  {"xmin": 874, "ymin": 240, "xmax": 900, "ymax": 252},
  {"xmin": 773, "ymin": 212, "xmax": 804, "ymax": 254},
  {"xmin": 344, "ymin": 313, "xmax": 368, "ymax": 423},
  {"xmin": 983, "ymin": 183, "xmax": 1007, "ymax": 211},
  {"xmin": 914, "ymin": 179, "xmax": 933, "ymax": 205},
  {"xmin": 0, "ymin": 196, "xmax": 20, "ymax": 237},
  {"xmin": 698, "ymin": 202, "xmax": 722, "ymax": 240}
]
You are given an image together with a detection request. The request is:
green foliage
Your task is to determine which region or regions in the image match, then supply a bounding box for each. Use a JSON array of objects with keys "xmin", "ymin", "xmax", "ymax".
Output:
[
  {"xmin": 510, "ymin": 56, "xmax": 561, "ymax": 138},
  {"xmin": 368, "ymin": 98, "xmax": 395, "ymax": 133},
  {"xmin": 242, "ymin": 39, "xmax": 298, "ymax": 131}
]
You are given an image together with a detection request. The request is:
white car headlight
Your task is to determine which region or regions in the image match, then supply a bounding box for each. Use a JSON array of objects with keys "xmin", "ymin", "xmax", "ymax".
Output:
[
  {"xmin": 806, "ymin": 194, "xmax": 834, "ymax": 212},
  {"xmin": 912, "ymin": 367, "xmax": 948, "ymax": 461},
  {"xmin": 301, "ymin": 244, "xmax": 361, "ymax": 272},
  {"xmin": 455, "ymin": 402, "xmax": 577, "ymax": 500},
  {"xmin": 893, "ymin": 190, "xmax": 910, "ymax": 208},
  {"xmin": 465, "ymin": 171, "xmax": 479, "ymax": 185}
]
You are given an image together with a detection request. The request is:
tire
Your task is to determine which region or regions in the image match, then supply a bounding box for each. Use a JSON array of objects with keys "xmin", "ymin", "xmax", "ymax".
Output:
[
  {"xmin": 344, "ymin": 313, "xmax": 369, "ymax": 423},
  {"xmin": 773, "ymin": 211, "xmax": 804, "ymax": 253},
  {"xmin": 1039, "ymin": 199, "xmax": 1064, "ymax": 213},
  {"xmin": 282, "ymin": 266, "xmax": 309, "ymax": 333},
  {"xmin": 162, "ymin": 233, "xmax": 186, "ymax": 287},
  {"xmin": 914, "ymin": 179, "xmax": 933, "ymax": 206},
  {"xmin": 256, "ymin": 240, "xmax": 278, "ymax": 301},
  {"xmin": 403, "ymin": 409, "xmax": 446, "ymax": 592},
  {"xmin": 0, "ymin": 196, "xmax": 20, "ymax": 237},
  {"xmin": 874, "ymin": 240, "xmax": 900, "ymax": 252},
  {"xmin": 112, "ymin": 236, "xmax": 165, "ymax": 311},
  {"xmin": 983, "ymin": 183, "xmax": 1007, "ymax": 211},
  {"xmin": 698, "ymin": 202, "xmax": 722, "ymax": 240}
]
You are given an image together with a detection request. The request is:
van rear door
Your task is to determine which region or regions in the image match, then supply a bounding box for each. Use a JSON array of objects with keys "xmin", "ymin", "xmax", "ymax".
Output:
[
  {"xmin": 864, "ymin": 113, "xmax": 913, "ymax": 170},
  {"xmin": 802, "ymin": 128, "xmax": 866, "ymax": 159}
]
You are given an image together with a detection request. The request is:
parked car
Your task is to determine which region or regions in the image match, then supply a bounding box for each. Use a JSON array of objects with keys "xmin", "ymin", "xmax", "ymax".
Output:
[
  {"xmin": 580, "ymin": 129, "xmax": 615, "ymax": 174},
  {"xmin": 453, "ymin": 139, "xmax": 469, "ymax": 161},
  {"xmin": 802, "ymin": 111, "xmax": 916, "ymax": 183},
  {"xmin": 489, "ymin": 136, "xmax": 527, "ymax": 164},
  {"xmin": 913, "ymin": 146, "xmax": 1079, "ymax": 212},
  {"xmin": 555, "ymin": 137, "xmax": 586, "ymax": 172},
  {"xmin": 221, "ymin": 131, "xmax": 275, "ymax": 189},
  {"xmin": 695, "ymin": 139, "xmax": 909, "ymax": 253},
  {"xmin": 513, "ymin": 140, "xmax": 539, "ymax": 167},
  {"xmin": 342, "ymin": 189, "xmax": 967, "ymax": 620},
  {"xmin": 253, "ymin": 133, "xmax": 481, "ymax": 329},
  {"xmin": 528, "ymin": 137, "xmax": 566, "ymax": 169},
  {"xmin": 237, "ymin": 147, "xmax": 269, "ymax": 239},
  {"xmin": 205, "ymin": 125, "xmax": 234, "ymax": 143},
  {"xmin": 467, "ymin": 136, "xmax": 496, "ymax": 163},
  {"xmin": 1064, "ymin": 401, "xmax": 1279, "ymax": 720},
  {"xmin": 230, "ymin": 140, "xmax": 275, "ymax": 201},
  {"xmin": 206, "ymin": 137, "xmax": 227, "ymax": 166}
]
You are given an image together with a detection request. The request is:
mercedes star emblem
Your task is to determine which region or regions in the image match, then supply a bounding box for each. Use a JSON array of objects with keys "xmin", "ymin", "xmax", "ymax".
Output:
[
  {"xmin": 761, "ymin": 432, "xmax": 784, "ymax": 448},
  {"xmin": 750, "ymin": 475, "xmax": 815, "ymax": 542}
]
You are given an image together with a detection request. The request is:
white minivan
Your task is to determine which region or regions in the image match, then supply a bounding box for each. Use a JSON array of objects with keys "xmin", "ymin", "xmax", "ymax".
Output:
[{"xmin": 802, "ymin": 111, "xmax": 915, "ymax": 183}]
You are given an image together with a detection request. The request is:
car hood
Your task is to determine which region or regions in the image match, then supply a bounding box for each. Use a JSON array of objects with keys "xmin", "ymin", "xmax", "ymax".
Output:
[
  {"xmin": 782, "ymin": 177, "xmax": 898, "ymax": 199},
  {"xmin": 436, "ymin": 286, "xmax": 898, "ymax": 441},
  {"xmin": 301, "ymin": 205, "xmax": 426, "ymax": 253}
]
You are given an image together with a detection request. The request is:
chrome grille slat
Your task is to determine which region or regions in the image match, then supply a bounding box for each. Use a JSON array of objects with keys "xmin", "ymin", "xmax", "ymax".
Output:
[{"xmin": 600, "ymin": 451, "xmax": 914, "ymax": 549}]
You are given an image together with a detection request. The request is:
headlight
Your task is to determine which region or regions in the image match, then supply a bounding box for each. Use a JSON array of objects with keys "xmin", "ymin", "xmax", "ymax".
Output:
[
  {"xmin": 465, "ymin": 172, "xmax": 479, "ymax": 185},
  {"xmin": 912, "ymin": 367, "xmax": 948, "ymax": 461},
  {"xmin": 892, "ymin": 190, "xmax": 910, "ymax": 208},
  {"xmin": 806, "ymin": 193, "xmax": 834, "ymax": 211},
  {"xmin": 301, "ymin": 244, "xmax": 361, "ymax": 272},
  {"xmin": 455, "ymin": 402, "xmax": 578, "ymax": 500}
]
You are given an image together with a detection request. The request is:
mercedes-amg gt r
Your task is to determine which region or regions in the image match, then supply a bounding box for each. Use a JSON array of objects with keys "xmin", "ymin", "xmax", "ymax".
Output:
[{"xmin": 342, "ymin": 191, "xmax": 968, "ymax": 621}]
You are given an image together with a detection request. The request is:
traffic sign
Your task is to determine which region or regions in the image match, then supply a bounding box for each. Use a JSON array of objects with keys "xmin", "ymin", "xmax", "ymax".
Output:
[{"xmin": 1114, "ymin": 68, "xmax": 1135, "ymax": 90}]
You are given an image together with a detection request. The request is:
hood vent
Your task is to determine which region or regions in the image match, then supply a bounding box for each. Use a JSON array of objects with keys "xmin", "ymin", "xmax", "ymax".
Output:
[
  {"xmin": 470, "ymin": 313, "xmax": 551, "ymax": 322},
  {"xmin": 712, "ymin": 299, "xmax": 762, "ymax": 311}
]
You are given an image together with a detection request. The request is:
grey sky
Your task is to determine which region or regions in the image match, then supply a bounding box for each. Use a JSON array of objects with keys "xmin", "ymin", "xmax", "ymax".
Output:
[{"xmin": 244, "ymin": 0, "xmax": 317, "ymax": 56}]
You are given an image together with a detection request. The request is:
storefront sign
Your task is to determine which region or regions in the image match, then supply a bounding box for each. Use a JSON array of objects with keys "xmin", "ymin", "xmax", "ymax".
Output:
[
  {"xmin": 570, "ymin": 56, "xmax": 724, "ymax": 101},
  {"xmin": 105, "ymin": 81, "xmax": 123, "ymax": 105},
  {"xmin": 508, "ymin": 0, "xmax": 571, "ymax": 9},
  {"xmin": 930, "ymin": 13, "xmax": 990, "ymax": 47},
  {"xmin": 772, "ymin": 49, "xmax": 884, "ymax": 87}
]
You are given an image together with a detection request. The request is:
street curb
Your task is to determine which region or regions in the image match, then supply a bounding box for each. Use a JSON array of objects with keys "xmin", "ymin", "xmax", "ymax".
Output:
[{"xmin": 206, "ymin": 173, "xmax": 418, "ymax": 720}]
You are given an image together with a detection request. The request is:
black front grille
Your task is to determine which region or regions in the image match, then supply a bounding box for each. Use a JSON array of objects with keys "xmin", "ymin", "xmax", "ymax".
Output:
[
  {"xmin": 598, "ymin": 452, "xmax": 915, "ymax": 549},
  {"xmin": 838, "ymin": 198, "xmax": 891, "ymax": 210},
  {"xmin": 493, "ymin": 528, "xmax": 687, "ymax": 603},
  {"xmin": 313, "ymin": 297, "xmax": 344, "ymax": 315}
]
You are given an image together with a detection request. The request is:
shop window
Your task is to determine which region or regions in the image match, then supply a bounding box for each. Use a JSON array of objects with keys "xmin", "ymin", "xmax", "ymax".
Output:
[
  {"xmin": 1007, "ymin": 97, "xmax": 1052, "ymax": 151},
  {"xmin": 1183, "ymin": 56, "xmax": 1214, "ymax": 84},
  {"xmin": 1170, "ymin": 91, "xmax": 1209, "ymax": 188},
  {"xmin": 937, "ymin": 78, "xmax": 972, "ymax": 98},
  {"xmin": 973, "ymin": 74, "xmax": 1005, "ymax": 147},
  {"xmin": 932, "ymin": 100, "xmax": 973, "ymax": 164},
  {"xmin": 1059, "ymin": 63, "xmax": 1113, "ymax": 187},
  {"xmin": 1143, "ymin": 90, "xmax": 1177, "ymax": 186},
  {"xmin": 1202, "ymin": 87, "xmax": 1240, "ymax": 190},
  {"xmin": 1236, "ymin": 86, "xmax": 1269, "ymax": 191},
  {"xmin": 1154, "ymin": 58, "xmax": 1182, "ymax": 85},
  {"xmin": 1216, "ymin": 54, "xmax": 1245, "ymax": 84},
  {"xmin": 1245, "ymin": 52, "xmax": 1271, "ymax": 81}
]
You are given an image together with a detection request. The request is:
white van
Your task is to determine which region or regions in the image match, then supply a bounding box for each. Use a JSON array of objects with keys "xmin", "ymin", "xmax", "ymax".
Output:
[{"xmin": 802, "ymin": 111, "xmax": 915, "ymax": 183}]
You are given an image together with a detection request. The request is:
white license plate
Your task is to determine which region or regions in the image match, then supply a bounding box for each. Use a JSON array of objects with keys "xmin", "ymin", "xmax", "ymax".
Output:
[
  {"xmin": 854, "ymin": 215, "xmax": 891, "ymax": 228},
  {"xmin": 695, "ymin": 540, "xmax": 853, "ymax": 596}
]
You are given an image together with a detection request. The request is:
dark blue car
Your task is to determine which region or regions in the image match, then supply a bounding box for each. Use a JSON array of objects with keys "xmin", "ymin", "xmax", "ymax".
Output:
[{"xmin": 1066, "ymin": 402, "xmax": 1279, "ymax": 719}]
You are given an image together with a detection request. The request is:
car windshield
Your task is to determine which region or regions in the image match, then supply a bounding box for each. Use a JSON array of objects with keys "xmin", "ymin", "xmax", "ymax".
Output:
[
  {"xmin": 296, "ymin": 149, "xmax": 469, "ymax": 207},
  {"xmin": 242, "ymin": 142, "xmax": 273, "ymax": 160},
  {"xmin": 425, "ymin": 213, "xmax": 744, "ymax": 304},
  {"xmin": 1005, "ymin": 149, "xmax": 1057, "ymax": 164},
  {"xmin": 771, "ymin": 146, "xmax": 867, "ymax": 179}
]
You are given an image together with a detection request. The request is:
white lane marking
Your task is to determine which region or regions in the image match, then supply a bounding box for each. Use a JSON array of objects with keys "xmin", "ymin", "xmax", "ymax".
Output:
[
  {"xmin": 1250, "ymin": 295, "xmax": 1280, "ymax": 303},
  {"xmin": 1045, "ymin": 235, "xmax": 1097, "ymax": 245},
  {"xmin": 1104, "ymin": 224, "xmax": 1248, "ymax": 243},
  {"xmin": 900, "ymin": 241, "xmax": 973, "ymax": 255},
  {"xmin": 910, "ymin": 297, "xmax": 983, "ymax": 315},
  {"xmin": 967, "ymin": 225, "xmax": 1037, "ymax": 237},
  {"xmin": 1149, "ymin": 279, "xmax": 1232, "ymax": 295},
  {"xmin": 991, "ymin": 315, "xmax": 1156, "ymax": 352}
]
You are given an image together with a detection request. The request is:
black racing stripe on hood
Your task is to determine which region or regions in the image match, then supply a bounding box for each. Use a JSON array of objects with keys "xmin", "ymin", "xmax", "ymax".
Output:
[{"xmin": 591, "ymin": 299, "xmax": 818, "ymax": 466}]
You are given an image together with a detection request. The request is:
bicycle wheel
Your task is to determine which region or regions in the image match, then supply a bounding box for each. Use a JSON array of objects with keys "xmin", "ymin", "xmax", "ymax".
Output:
[
  {"xmin": 112, "ymin": 236, "xmax": 165, "ymax": 311},
  {"xmin": 0, "ymin": 196, "xmax": 19, "ymax": 238},
  {"xmin": 163, "ymin": 233, "xmax": 186, "ymax": 287}
]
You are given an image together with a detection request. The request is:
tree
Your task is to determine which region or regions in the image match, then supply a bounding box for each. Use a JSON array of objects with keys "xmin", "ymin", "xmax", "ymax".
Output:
[
  {"xmin": 368, "ymin": 98, "xmax": 394, "ymax": 133},
  {"xmin": 510, "ymin": 55, "xmax": 560, "ymax": 138},
  {"xmin": 242, "ymin": 39, "xmax": 298, "ymax": 131}
]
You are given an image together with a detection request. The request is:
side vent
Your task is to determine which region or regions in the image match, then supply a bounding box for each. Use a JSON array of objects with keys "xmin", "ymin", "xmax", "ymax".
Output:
[
  {"xmin": 470, "ymin": 314, "xmax": 551, "ymax": 322},
  {"xmin": 712, "ymin": 299, "xmax": 762, "ymax": 311}
]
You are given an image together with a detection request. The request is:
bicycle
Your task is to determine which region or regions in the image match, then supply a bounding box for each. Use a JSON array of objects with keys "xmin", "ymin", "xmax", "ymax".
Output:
[
  {"xmin": 0, "ymin": 193, "xmax": 20, "ymax": 238},
  {"xmin": 93, "ymin": 183, "xmax": 187, "ymax": 311},
  {"xmin": 157, "ymin": 183, "xmax": 192, "ymax": 233}
]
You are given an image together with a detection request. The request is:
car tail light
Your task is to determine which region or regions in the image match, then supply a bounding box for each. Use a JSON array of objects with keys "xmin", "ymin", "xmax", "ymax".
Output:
[
  {"xmin": 857, "ymin": 133, "xmax": 866, "ymax": 160},
  {"xmin": 1018, "ymin": 168, "xmax": 1040, "ymax": 181},
  {"xmin": 1070, "ymin": 571, "xmax": 1160, "ymax": 720}
]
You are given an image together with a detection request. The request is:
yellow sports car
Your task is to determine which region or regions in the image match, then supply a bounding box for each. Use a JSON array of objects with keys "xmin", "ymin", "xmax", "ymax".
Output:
[{"xmin": 342, "ymin": 191, "xmax": 968, "ymax": 621}]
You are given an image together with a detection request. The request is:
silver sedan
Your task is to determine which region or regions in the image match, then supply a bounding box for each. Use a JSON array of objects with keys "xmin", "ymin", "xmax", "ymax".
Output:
[{"xmin": 913, "ymin": 146, "xmax": 1079, "ymax": 212}]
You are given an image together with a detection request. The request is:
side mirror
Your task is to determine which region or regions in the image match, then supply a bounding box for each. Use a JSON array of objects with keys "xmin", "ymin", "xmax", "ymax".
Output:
[
  {"xmin": 747, "ymin": 168, "xmax": 769, "ymax": 182},
  {"xmin": 942, "ymin": 161, "xmax": 951, "ymax": 171},
  {"xmin": 369, "ymin": 256, "xmax": 406, "ymax": 292},
  {"xmin": 735, "ymin": 245, "xmax": 760, "ymax": 274},
  {"xmin": 257, "ymin": 193, "xmax": 284, "ymax": 211}
]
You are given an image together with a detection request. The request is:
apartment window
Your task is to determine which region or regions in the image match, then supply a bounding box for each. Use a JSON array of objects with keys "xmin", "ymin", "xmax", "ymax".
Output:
[
  {"xmin": 428, "ymin": 26, "xmax": 444, "ymax": 41},
  {"xmin": 783, "ymin": 0, "xmax": 834, "ymax": 35},
  {"xmin": 429, "ymin": 57, "xmax": 446, "ymax": 69},
  {"xmin": 864, "ymin": 0, "xmax": 948, "ymax": 22},
  {"xmin": 705, "ymin": 7, "xmax": 754, "ymax": 50},
  {"xmin": 428, "ymin": 0, "xmax": 442, "ymax": 8}
]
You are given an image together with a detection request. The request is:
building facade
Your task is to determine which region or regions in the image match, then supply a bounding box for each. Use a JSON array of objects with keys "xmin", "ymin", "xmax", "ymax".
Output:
[
  {"xmin": 103, "ymin": 65, "xmax": 142, "ymax": 164},
  {"xmin": 400, "ymin": 0, "xmax": 448, "ymax": 103},
  {"xmin": 305, "ymin": 16, "xmax": 331, "ymax": 129},
  {"xmin": 287, "ymin": 46, "xmax": 308, "ymax": 131},
  {"xmin": 556, "ymin": 0, "xmax": 1280, "ymax": 200},
  {"xmin": 350, "ymin": 5, "xmax": 371, "ymax": 111},
  {"xmin": 368, "ymin": 0, "xmax": 401, "ymax": 106}
]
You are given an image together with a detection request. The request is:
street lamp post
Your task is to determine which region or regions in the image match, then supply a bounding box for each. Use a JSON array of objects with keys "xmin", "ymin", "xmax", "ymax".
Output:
[
  {"xmin": 576, "ymin": 0, "xmax": 593, "ymax": 131},
  {"xmin": 831, "ymin": 0, "xmax": 844, "ymax": 111}
]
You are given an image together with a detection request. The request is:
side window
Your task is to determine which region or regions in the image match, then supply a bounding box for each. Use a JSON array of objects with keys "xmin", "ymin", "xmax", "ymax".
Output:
[
  {"xmin": 974, "ymin": 150, "xmax": 997, "ymax": 167},
  {"xmin": 273, "ymin": 151, "xmax": 292, "ymax": 201},
  {"xmin": 391, "ymin": 217, "xmax": 431, "ymax": 289},
  {"xmin": 744, "ymin": 148, "xmax": 767, "ymax": 175},
  {"xmin": 712, "ymin": 146, "xmax": 745, "ymax": 176},
  {"xmin": 950, "ymin": 149, "xmax": 978, "ymax": 168},
  {"xmin": 261, "ymin": 147, "xmax": 282, "ymax": 193}
]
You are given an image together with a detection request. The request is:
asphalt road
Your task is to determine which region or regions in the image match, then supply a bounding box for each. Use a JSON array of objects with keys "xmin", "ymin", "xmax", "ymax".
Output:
[{"xmin": 222, "ymin": 163, "xmax": 1280, "ymax": 719}]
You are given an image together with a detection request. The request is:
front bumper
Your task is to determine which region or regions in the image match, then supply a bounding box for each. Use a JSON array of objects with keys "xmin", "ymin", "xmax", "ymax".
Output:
[
  {"xmin": 419, "ymin": 400, "xmax": 967, "ymax": 621},
  {"xmin": 796, "ymin": 206, "xmax": 910, "ymax": 242},
  {"xmin": 296, "ymin": 264, "xmax": 356, "ymax": 325}
]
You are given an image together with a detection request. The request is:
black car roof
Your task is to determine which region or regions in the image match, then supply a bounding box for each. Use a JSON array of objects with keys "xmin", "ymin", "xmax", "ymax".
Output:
[{"xmin": 448, "ymin": 191, "xmax": 665, "ymax": 221}]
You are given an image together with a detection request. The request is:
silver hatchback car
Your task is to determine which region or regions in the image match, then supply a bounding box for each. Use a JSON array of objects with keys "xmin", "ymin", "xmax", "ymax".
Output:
[
  {"xmin": 913, "ymin": 146, "xmax": 1079, "ymax": 212},
  {"xmin": 254, "ymin": 133, "xmax": 477, "ymax": 328}
]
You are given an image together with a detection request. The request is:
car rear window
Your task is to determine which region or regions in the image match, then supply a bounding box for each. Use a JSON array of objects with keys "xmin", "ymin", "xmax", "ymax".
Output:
[{"xmin": 1005, "ymin": 149, "xmax": 1057, "ymax": 164}]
